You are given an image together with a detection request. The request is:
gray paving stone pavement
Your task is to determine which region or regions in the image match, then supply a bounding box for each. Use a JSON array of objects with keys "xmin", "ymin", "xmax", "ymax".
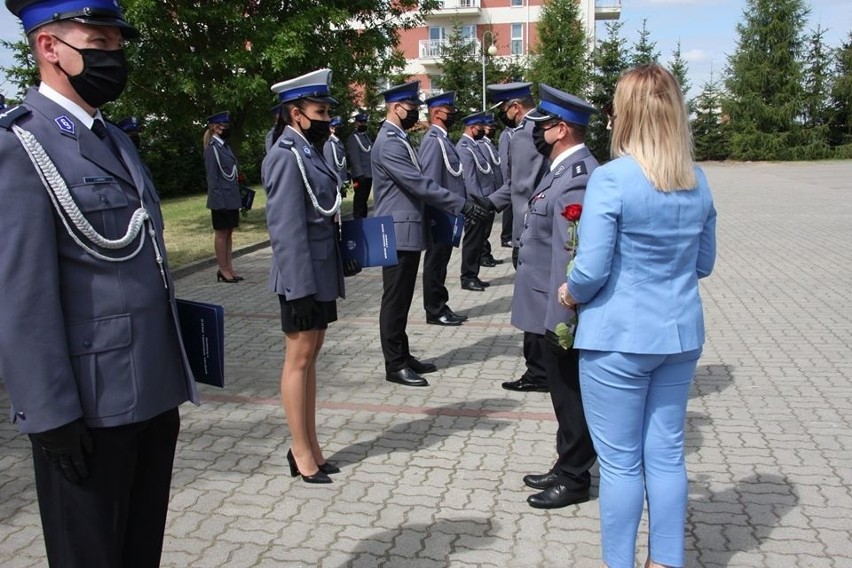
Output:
[{"xmin": 2, "ymin": 161, "xmax": 851, "ymax": 567}]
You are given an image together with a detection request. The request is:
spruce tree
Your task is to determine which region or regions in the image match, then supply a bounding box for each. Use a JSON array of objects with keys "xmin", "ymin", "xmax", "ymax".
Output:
[
  {"xmin": 435, "ymin": 20, "xmax": 483, "ymax": 119},
  {"xmin": 588, "ymin": 21, "xmax": 630, "ymax": 161},
  {"xmin": 630, "ymin": 19, "xmax": 660, "ymax": 67},
  {"xmin": 668, "ymin": 40, "xmax": 693, "ymax": 111},
  {"xmin": 800, "ymin": 24, "xmax": 833, "ymax": 156},
  {"xmin": 692, "ymin": 77, "xmax": 730, "ymax": 161},
  {"xmin": 723, "ymin": 0, "xmax": 809, "ymax": 160},
  {"xmin": 827, "ymin": 32, "xmax": 852, "ymax": 150},
  {"xmin": 528, "ymin": 0, "xmax": 589, "ymax": 95}
]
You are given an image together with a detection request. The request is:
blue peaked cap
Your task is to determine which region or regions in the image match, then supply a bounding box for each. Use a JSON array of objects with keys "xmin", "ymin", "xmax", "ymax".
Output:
[
  {"xmin": 381, "ymin": 81, "xmax": 423, "ymax": 105},
  {"xmin": 424, "ymin": 91, "xmax": 455, "ymax": 108},
  {"xmin": 330, "ymin": 116, "xmax": 342, "ymax": 127},
  {"xmin": 484, "ymin": 113, "xmax": 496, "ymax": 126},
  {"xmin": 461, "ymin": 111, "xmax": 489, "ymax": 126},
  {"xmin": 7, "ymin": 0, "xmax": 140, "ymax": 38},
  {"xmin": 486, "ymin": 81, "xmax": 532, "ymax": 104},
  {"xmin": 527, "ymin": 83, "xmax": 598, "ymax": 127},
  {"xmin": 116, "ymin": 116, "xmax": 140, "ymax": 133},
  {"xmin": 271, "ymin": 68, "xmax": 337, "ymax": 105},
  {"xmin": 354, "ymin": 112, "xmax": 369, "ymax": 122},
  {"xmin": 206, "ymin": 111, "xmax": 229, "ymax": 125}
]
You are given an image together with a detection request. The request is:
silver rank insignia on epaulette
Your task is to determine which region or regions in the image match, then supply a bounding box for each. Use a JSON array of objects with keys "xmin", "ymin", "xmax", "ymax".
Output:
[
  {"xmin": 302, "ymin": 145, "xmax": 311, "ymax": 157},
  {"xmin": 0, "ymin": 105, "xmax": 31, "ymax": 130},
  {"xmin": 386, "ymin": 130, "xmax": 397, "ymax": 137},
  {"xmin": 572, "ymin": 161, "xmax": 587, "ymax": 177},
  {"xmin": 278, "ymin": 138, "xmax": 294, "ymax": 148},
  {"xmin": 554, "ymin": 164, "xmax": 566, "ymax": 177}
]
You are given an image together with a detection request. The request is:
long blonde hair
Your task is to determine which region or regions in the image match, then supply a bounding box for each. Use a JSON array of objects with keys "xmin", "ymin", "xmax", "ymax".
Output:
[
  {"xmin": 202, "ymin": 125, "xmax": 216, "ymax": 148},
  {"xmin": 610, "ymin": 64, "xmax": 696, "ymax": 192}
]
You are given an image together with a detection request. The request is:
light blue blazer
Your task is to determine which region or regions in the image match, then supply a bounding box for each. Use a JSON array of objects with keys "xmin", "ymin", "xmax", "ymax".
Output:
[{"xmin": 568, "ymin": 156, "xmax": 717, "ymax": 354}]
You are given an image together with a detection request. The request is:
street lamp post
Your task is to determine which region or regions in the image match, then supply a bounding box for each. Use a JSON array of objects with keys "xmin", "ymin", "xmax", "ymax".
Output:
[{"xmin": 481, "ymin": 30, "xmax": 498, "ymax": 111}]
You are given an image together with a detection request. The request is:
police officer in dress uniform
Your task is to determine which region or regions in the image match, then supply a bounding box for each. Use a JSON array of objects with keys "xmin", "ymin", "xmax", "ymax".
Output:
[
  {"xmin": 457, "ymin": 111, "xmax": 497, "ymax": 292},
  {"xmin": 116, "ymin": 115, "xmax": 141, "ymax": 147},
  {"xmin": 265, "ymin": 103, "xmax": 281, "ymax": 151},
  {"xmin": 476, "ymin": 82, "xmax": 552, "ymax": 393},
  {"xmin": 0, "ymin": 1, "xmax": 199, "ymax": 565},
  {"xmin": 262, "ymin": 69, "xmax": 360, "ymax": 484},
  {"xmin": 372, "ymin": 81, "xmax": 487, "ymax": 387},
  {"xmin": 323, "ymin": 115, "xmax": 348, "ymax": 196},
  {"xmin": 476, "ymin": 114, "xmax": 504, "ymax": 267},
  {"xmin": 419, "ymin": 91, "xmax": 468, "ymax": 326},
  {"xmin": 346, "ymin": 111, "xmax": 373, "ymax": 218},
  {"xmin": 514, "ymin": 84, "xmax": 599, "ymax": 509},
  {"xmin": 495, "ymin": 106, "xmax": 514, "ymax": 248}
]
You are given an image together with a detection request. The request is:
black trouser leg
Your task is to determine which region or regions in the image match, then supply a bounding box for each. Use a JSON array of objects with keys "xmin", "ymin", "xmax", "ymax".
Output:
[
  {"xmin": 512, "ymin": 246, "xmax": 519, "ymax": 270},
  {"xmin": 32, "ymin": 408, "xmax": 180, "ymax": 568},
  {"xmin": 501, "ymin": 207, "xmax": 513, "ymax": 243},
  {"xmin": 543, "ymin": 346, "xmax": 596, "ymax": 490},
  {"xmin": 380, "ymin": 250, "xmax": 420, "ymax": 371},
  {"xmin": 522, "ymin": 332, "xmax": 548, "ymax": 387},
  {"xmin": 422, "ymin": 242, "xmax": 452, "ymax": 318},
  {"xmin": 460, "ymin": 216, "xmax": 490, "ymax": 282},
  {"xmin": 353, "ymin": 176, "xmax": 372, "ymax": 219}
]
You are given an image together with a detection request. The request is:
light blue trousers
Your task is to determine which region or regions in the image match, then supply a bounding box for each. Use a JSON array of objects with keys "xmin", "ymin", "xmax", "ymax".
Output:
[{"xmin": 579, "ymin": 348, "xmax": 702, "ymax": 568}]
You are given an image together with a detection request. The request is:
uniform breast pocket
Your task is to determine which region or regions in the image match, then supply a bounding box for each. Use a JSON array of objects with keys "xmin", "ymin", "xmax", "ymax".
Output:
[
  {"xmin": 68, "ymin": 181, "xmax": 132, "ymax": 239},
  {"xmin": 66, "ymin": 314, "xmax": 138, "ymax": 419}
]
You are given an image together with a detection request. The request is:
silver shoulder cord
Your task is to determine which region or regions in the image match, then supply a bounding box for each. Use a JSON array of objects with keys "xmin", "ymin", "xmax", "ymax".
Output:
[
  {"xmin": 466, "ymin": 145, "xmax": 492, "ymax": 174},
  {"xmin": 483, "ymin": 141, "xmax": 501, "ymax": 166},
  {"xmin": 12, "ymin": 124, "xmax": 168, "ymax": 289},
  {"xmin": 288, "ymin": 147, "xmax": 342, "ymax": 217},
  {"xmin": 213, "ymin": 143, "xmax": 237, "ymax": 181},
  {"xmin": 399, "ymin": 137, "xmax": 421, "ymax": 170},
  {"xmin": 438, "ymin": 138, "xmax": 462, "ymax": 177},
  {"xmin": 355, "ymin": 132, "xmax": 372, "ymax": 152},
  {"xmin": 330, "ymin": 140, "xmax": 346, "ymax": 169}
]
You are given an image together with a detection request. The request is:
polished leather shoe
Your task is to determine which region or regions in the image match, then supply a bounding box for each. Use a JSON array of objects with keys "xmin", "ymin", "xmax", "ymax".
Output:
[
  {"xmin": 461, "ymin": 279, "xmax": 486, "ymax": 292},
  {"xmin": 501, "ymin": 240, "xmax": 513, "ymax": 248},
  {"xmin": 487, "ymin": 256, "xmax": 504, "ymax": 265},
  {"xmin": 479, "ymin": 258, "xmax": 497, "ymax": 268},
  {"xmin": 475, "ymin": 277, "xmax": 490, "ymax": 288},
  {"xmin": 527, "ymin": 484, "xmax": 590, "ymax": 509},
  {"xmin": 426, "ymin": 313, "xmax": 463, "ymax": 326},
  {"xmin": 444, "ymin": 308, "xmax": 468, "ymax": 322},
  {"xmin": 318, "ymin": 461, "xmax": 341, "ymax": 474},
  {"xmin": 408, "ymin": 358, "xmax": 437, "ymax": 374},
  {"xmin": 502, "ymin": 377, "xmax": 549, "ymax": 393},
  {"xmin": 523, "ymin": 471, "xmax": 560, "ymax": 490},
  {"xmin": 386, "ymin": 367, "xmax": 429, "ymax": 387}
]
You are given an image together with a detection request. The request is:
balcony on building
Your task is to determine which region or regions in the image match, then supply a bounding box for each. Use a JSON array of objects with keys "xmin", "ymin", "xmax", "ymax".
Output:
[
  {"xmin": 428, "ymin": 0, "xmax": 481, "ymax": 18},
  {"xmin": 595, "ymin": 0, "xmax": 622, "ymax": 20},
  {"xmin": 418, "ymin": 37, "xmax": 480, "ymax": 65}
]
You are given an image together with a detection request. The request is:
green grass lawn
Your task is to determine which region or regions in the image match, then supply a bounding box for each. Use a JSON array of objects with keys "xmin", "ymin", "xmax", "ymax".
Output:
[{"xmin": 161, "ymin": 187, "xmax": 355, "ymax": 268}]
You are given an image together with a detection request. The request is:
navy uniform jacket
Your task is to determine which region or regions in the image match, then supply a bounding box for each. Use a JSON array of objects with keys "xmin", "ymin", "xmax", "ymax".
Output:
[
  {"xmin": 204, "ymin": 137, "xmax": 242, "ymax": 210},
  {"xmin": 346, "ymin": 130, "xmax": 373, "ymax": 179},
  {"xmin": 478, "ymin": 136, "xmax": 503, "ymax": 189},
  {"xmin": 488, "ymin": 117, "xmax": 550, "ymax": 245},
  {"xmin": 418, "ymin": 125, "xmax": 465, "ymax": 197},
  {"xmin": 0, "ymin": 88, "xmax": 198, "ymax": 434},
  {"xmin": 458, "ymin": 135, "xmax": 497, "ymax": 198},
  {"xmin": 323, "ymin": 134, "xmax": 348, "ymax": 188},
  {"xmin": 512, "ymin": 146, "xmax": 598, "ymax": 335},
  {"xmin": 262, "ymin": 126, "xmax": 345, "ymax": 301},
  {"xmin": 371, "ymin": 121, "xmax": 466, "ymax": 252},
  {"xmin": 497, "ymin": 128, "xmax": 512, "ymax": 190},
  {"xmin": 265, "ymin": 127, "xmax": 277, "ymax": 152}
]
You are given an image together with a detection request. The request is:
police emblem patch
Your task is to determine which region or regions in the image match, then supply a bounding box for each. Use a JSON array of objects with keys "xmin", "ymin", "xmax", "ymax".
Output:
[
  {"xmin": 55, "ymin": 115, "xmax": 75, "ymax": 135},
  {"xmin": 302, "ymin": 145, "xmax": 311, "ymax": 157},
  {"xmin": 554, "ymin": 164, "xmax": 566, "ymax": 177},
  {"xmin": 346, "ymin": 240, "xmax": 356, "ymax": 251}
]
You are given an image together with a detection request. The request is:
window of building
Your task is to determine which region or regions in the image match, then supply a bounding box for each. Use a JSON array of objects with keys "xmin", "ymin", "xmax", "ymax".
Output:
[
  {"xmin": 429, "ymin": 26, "xmax": 447, "ymax": 41},
  {"xmin": 511, "ymin": 23, "xmax": 523, "ymax": 55},
  {"xmin": 510, "ymin": 0, "xmax": 524, "ymax": 7},
  {"xmin": 460, "ymin": 25, "xmax": 476, "ymax": 40}
]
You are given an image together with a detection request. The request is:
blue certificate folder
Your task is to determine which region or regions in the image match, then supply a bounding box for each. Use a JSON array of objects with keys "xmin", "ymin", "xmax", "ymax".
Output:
[
  {"xmin": 426, "ymin": 206, "xmax": 463, "ymax": 247},
  {"xmin": 341, "ymin": 216, "xmax": 398, "ymax": 267},
  {"xmin": 176, "ymin": 299, "xmax": 225, "ymax": 388}
]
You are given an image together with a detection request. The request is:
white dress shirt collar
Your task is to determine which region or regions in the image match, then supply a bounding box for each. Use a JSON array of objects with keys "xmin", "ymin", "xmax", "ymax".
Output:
[
  {"xmin": 39, "ymin": 82, "xmax": 104, "ymax": 129},
  {"xmin": 550, "ymin": 143, "xmax": 586, "ymax": 172}
]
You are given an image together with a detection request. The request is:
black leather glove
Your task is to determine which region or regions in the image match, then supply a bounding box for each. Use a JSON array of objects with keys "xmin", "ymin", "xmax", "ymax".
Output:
[
  {"xmin": 290, "ymin": 295, "xmax": 320, "ymax": 331},
  {"xmin": 343, "ymin": 258, "xmax": 362, "ymax": 277},
  {"xmin": 472, "ymin": 194, "xmax": 497, "ymax": 213},
  {"xmin": 461, "ymin": 199, "xmax": 487, "ymax": 223},
  {"xmin": 30, "ymin": 419, "xmax": 93, "ymax": 485}
]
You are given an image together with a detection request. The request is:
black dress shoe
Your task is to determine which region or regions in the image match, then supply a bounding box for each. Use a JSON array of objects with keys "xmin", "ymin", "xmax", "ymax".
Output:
[
  {"xmin": 479, "ymin": 258, "xmax": 497, "ymax": 268},
  {"xmin": 475, "ymin": 277, "xmax": 490, "ymax": 288},
  {"xmin": 502, "ymin": 377, "xmax": 549, "ymax": 393},
  {"xmin": 287, "ymin": 449, "xmax": 332, "ymax": 484},
  {"xmin": 487, "ymin": 256, "xmax": 504, "ymax": 265},
  {"xmin": 318, "ymin": 461, "xmax": 341, "ymax": 474},
  {"xmin": 427, "ymin": 313, "xmax": 463, "ymax": 326},
  {"xmin": 444, "ymin": 308, "xmax": 468, "ymax": 322},
  {"xmin": 461, "ymin": 279, "xmax": 486, "ymax": 292},
  {"xmin": 527, "ymin": 484, "xmax": 590, "ymax": 509},
  {"xmin": 501, "ymin": 240, "xmax": 513, "ymax": 248},
  {"xmin": 523, "ymin": 471, "xmax": 560, "ymax": 490},
  {"xmin": 408, "ymin": 358, "xmax": 437, "ymax": 374},
  {"xmin": 386, "ymin": 367, "xmax": 429, "ymax": 387}
]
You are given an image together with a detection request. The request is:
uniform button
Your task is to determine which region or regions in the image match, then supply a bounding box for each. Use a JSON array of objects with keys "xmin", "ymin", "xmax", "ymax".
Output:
[
  {"xmin": 15, "ymin": 411, "xmax": 25, "ymax": 420},
  {"xmin": 83, "ymin": 340, "xmax": 92, "ymax": 348}
]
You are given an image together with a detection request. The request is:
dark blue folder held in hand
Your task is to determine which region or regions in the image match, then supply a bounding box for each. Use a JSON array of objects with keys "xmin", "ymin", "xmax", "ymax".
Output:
[
  {"xmin": 176, "ymin": 299, "xmax": 225, "ymax": 388},
  {"xmin": 426, "ymin": 205, "xmax": 463, "ymax": 247},
  {"xmin": 341, "ymin": 216, "xmax": 398, "ymax": 267}
]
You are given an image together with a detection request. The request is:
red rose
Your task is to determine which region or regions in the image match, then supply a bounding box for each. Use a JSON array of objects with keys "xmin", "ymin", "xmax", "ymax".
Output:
[{"xmin": 562, "ymin": 204, "xmax": 582, "ymax": 222}]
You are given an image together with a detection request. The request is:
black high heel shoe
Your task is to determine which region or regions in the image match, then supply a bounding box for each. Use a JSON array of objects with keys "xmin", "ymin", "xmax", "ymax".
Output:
[
  {"xmin": 287, "ymin": 449, "xmax": 332, "ymax": 484},
  {"xmin": 233, "ymin": 275, "xmax": 245, "ymax": 281},
  {"xmin": 318, "ymin": 461, "xmax": 340, "ymax": 475},
  {"xmin": 216, "ymin": 270, "xmax": 239, "ymax": 283}
]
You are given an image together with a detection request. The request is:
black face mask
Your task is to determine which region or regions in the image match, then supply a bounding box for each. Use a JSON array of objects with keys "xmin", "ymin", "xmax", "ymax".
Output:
[
  {"xmin": 441, "ymin": 110, "xmax": 457, "ymax": 130},
  {"xmin": 303, "ymin": 117, "xmax": 331, "ymax": 147},
  {"xmin": 398, "ymin": 106, "xmax": 419, "ymax": 130},
  {"xmin": 532, "ymin": 124, "xmax": 555, "ymax": 157},
  {"xmin": 219, "ymin": 128, "xmax": 231, "ymax": 140},
  {"xmin": 53, "ymin": 36, "xmax": 128, "ymax": 108},
  {"xmin": 498, "ymin": 109, "xmax": 516, "ymax": 129},
  {"xmin": 357, "ymin": 124, "xmax": 368, "ymax": 132},
  {"xmin": 472, "ymin": 128, "xmax": 485, "ymax": 141}
]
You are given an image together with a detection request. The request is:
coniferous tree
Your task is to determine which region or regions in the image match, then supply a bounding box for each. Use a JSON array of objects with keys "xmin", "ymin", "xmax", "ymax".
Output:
[
  {"xmin": 723, "ymin": 0, "xmax": 809, "ymax": 160},
  {"xmin": 435, "ymin": 20, "xmax": 482, "ymax": 119},
  {"xmin": 528, "ymin": 0, "xmax": 589, "ymax": 95},
  {"xmin": 0, "ymin": 33, "xmax": 39, "ymax": 94},
  {"xmin": 630, "ymin": 19, "xmax": 660, "ymax": 67},
  {"xmin": 827, "ymin": 32, "xmax": 852, "ymax": 150},
  {"xmin": 588, "ymin": 21, "xmax": 630, "ymax": 161},
  {"xmin": 668, "ymin": 40, "xmax": 693, "ymax": 111},
  {"xmin": 691, "ymin": 77, "xmax": 730, "ymax": 161},
  {"xmin": 800, "ymin": 24, "xmax": 833, "ymax": 155}
]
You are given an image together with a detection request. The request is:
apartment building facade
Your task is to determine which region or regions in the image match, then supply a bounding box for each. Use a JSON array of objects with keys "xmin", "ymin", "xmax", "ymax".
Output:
[{"xmin": 397, "ymin": 0, "xmax": 622, "ymax": 97}]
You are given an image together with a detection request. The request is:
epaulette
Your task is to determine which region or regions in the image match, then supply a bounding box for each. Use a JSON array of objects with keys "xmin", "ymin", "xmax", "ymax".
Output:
[
  {"xmin": 278, "ymin": 137, "xmax": 295, "ymax": 148},
  {"xmin": 572, "ymin": 160, "xmax": 587, "ymax": 178},
  {"xmin": 385, "ymin": 129, "xmax": 399, "ymax": 137},
  {"xmin": 0, "ymin": 106, "xmax": 31, "ymax": 130}
]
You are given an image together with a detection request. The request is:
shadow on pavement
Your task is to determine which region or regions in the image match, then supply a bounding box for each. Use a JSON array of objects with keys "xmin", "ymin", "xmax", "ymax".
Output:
[
  {"xmin": 431, "ymin": 333, "xmax": 520, "ymax": 371},
  {"xmin": 691, "ymin": 364, "xmax": 734, "ymax": 399}
]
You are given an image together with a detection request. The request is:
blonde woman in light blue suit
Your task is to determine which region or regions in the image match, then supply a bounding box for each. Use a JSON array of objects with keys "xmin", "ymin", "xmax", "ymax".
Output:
[{"xmin": 559, "ymin": 64, "xmax": 717, "ymax": 568}]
